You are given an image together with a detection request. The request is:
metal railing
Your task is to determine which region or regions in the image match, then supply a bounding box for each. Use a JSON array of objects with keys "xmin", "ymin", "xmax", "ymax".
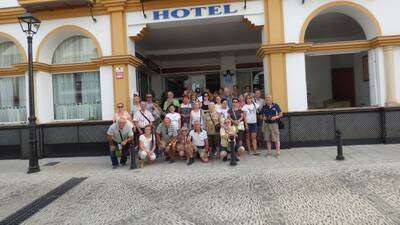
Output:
[{"xmin": 0, "ymin": 107, "xmax": 400, "ymax": 159}]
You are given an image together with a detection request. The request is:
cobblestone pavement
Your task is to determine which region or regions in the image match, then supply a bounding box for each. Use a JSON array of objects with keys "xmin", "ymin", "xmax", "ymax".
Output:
[{"xmin": 1, "ymin": 144, "xmax": 400, "ymax": 225}]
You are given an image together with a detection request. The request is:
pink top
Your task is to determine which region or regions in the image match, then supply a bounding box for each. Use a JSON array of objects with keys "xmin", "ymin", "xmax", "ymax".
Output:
[{"xmin": 112, "ymin": 111, "xmax": 132, "ymax": 123}]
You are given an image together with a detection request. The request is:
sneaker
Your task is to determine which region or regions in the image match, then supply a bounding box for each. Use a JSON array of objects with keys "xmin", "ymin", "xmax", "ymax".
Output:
[
  {"xmin": 120, "ymin": 162, "xmax": 126, "ymax": 166},
  {"xmin": 187, "ymin": 158, "xmax": 194, "ymax": 165},
  {"xmin": 236, "ymin": 157, "xmax": 240, "ymax": 162},
  {"xmin": 222, "ymin": 157, "xmax": 228, "ymax": 162},
  {"xmin": 112, "ymin": 165, "xmax": 117, "ymax": 169}
]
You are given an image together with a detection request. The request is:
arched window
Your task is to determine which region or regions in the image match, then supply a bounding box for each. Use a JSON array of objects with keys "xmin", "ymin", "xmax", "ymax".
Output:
[
  {"xmin": 304, "ymin": 12, "xmax": 371, "ymax": 109},
  {"xmin": 0, "ymin": 41, "xmax": 23, "ymax": 68},
  {"xmin": 52, "ymin": 35, "xmax": 98, "ymax": 64},
  {"xmin": 0, "ymin": 39, "xmax": 26, "ymax": 123},
  {"xmin": 51, "ymin": 35, "xmax": 101, "ymax": 120}
]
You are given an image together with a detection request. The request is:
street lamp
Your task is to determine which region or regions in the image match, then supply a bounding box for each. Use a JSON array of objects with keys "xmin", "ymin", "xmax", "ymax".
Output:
[{"xmin": 18, "ymin": 12, "xmax": 41, "ymax": 174}]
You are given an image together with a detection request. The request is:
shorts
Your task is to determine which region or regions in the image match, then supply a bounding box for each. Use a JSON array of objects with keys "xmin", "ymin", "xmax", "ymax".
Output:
[
  {"xmin": 262, "ymin": 122, "xmax": 280, "ymax": 142},
  {"xmin": 247, "ymin": 123, "xmax": 258, "ymax": 133},
  {"xmin": 195, "ymin": 146, "xmax": 206, "ymax": 155},
  {"xmin": 158, "ymin": 138, "xmax": 176, "ymax": 151},
  {"xmin": 139, "ymin": 150, "xmax": 156, "ymax": 161}
]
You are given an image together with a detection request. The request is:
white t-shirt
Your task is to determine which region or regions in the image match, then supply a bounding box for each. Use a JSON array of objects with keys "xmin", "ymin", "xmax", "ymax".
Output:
[
  {"xmin": 190, "ymin": 110, "xmax": 203, "ymax": 126},
  {"xmin": 217, "ymin": 107, "xmax": 229, "ymax": 119},
  {"xmin": 242, "ymin": 103, "xmax": 259, "ymax": 124},
  {"xmin": 189, "ymin": 129, "xmax": 208, "ymax": 147},
  {"xmin": 139, "ymin": 134, "xmax": 155, "ymax": 151},
  {"xmin": 166, "ymin": 112, "xmax": 181, "ymax": 130}
]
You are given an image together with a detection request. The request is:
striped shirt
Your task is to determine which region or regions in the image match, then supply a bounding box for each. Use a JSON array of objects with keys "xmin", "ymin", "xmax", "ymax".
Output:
[{"xmin": 133, "ymin": 110, "xmax": 154, "ymax": 128}]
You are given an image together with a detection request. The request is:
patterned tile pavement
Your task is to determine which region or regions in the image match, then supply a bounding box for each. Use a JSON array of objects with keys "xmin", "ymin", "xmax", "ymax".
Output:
[{"xmin": 1, "ymin": 144, "xmax": 400, "ymax": 225}]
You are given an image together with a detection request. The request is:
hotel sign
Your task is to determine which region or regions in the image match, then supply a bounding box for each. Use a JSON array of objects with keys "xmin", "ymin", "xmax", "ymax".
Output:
[{"xmin": 152, "ymin": 4, "xmax": 239, "ymax": 21}]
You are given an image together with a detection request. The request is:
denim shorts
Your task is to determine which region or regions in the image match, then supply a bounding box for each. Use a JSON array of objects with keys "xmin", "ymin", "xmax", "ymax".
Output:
[{"xmin": 247, "ymin": 123, "xmax": 258, "ymax": 133}]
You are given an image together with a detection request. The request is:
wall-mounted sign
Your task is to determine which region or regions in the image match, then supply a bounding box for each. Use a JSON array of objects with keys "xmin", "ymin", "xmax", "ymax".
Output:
[
  {"xmin": 153, "ymin": 4, "xmax": 238, "ymax": 21},
  {"xmin": 115, "ymin": 67, "xmax": 124, "ymax": 79}
]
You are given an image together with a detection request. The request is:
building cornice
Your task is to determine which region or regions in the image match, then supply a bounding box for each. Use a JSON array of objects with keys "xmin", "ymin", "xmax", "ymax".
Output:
[
  {"xmin": 0, "ymin": 0, "xmax": 246, "ymax": 24},
  {"xmin": 257, "ymin": 35, "xmax": 400, "ymax": 57},
  {"xmin": 0, "ymin": 55, "xmax": 143, "ymax": 76}
]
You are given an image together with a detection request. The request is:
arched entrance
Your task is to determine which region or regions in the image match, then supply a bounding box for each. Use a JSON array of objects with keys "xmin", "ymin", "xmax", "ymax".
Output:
[{"xmin": 303, "ymin": 5, "xmax": 380, "ymax": 109}]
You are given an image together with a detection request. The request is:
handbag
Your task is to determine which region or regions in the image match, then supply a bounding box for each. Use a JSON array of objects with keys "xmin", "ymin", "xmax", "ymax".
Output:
[
  {"xmin": 208, "ymin": 112, "xmax": 221, "ymax": 132},
  {"xmin": 231, "ymin": 109, "xmax": 245, "ymax": 131}
]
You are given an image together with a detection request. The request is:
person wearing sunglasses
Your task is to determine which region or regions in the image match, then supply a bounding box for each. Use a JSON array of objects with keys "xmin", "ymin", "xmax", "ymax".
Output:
[
  {"xmin": 228, "ymin": 98, "xmax": 245, "ymax": 149},
  {"xmin": 201, "ymin": 92, "xmax": 211, "ymax": 111},
  {"xmin": 112, "ymin": 103, "xmax": 132, "ymax": 125}
]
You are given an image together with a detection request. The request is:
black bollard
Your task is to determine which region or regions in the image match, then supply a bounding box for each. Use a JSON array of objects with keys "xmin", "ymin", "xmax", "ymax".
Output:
[
  {"xmin": 229, "ymin": 135, "xmax": 237, "ymax": 166},
  {"xmin": 335, "ymin": 129, "xmax": 345, "ymax": 161},
  {"xmin": 130, "ymin": 145, "xmax": 138, "ymax": 169}
]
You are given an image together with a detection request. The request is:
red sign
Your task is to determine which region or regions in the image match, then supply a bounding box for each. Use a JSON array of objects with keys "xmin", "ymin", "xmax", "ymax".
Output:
[{"xmin": 115, "ymin": 67, "xmax": 124, "ymax": 79}]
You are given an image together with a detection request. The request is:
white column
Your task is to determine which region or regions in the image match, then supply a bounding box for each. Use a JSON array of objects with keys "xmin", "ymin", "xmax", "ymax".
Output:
[
  {"xmin": 394, "ymin": 46, "xmax": 400, "ymax": 102},
  {"xmin": 34, "ymin": 71, "xmax": 54, "ymax": 123},
  {"xmin": 286, "ymin": 52, "xmax": 308, "ymax": 111},
  {"xmin": 128, "ymin": 65, "xmax": 138, "ymax": 102},
  {"xmin": 368, "ymin": 47, "xmax": 386, "ymax": 106},
  {"xmin": 262, "ymin": 55, "xmax": 270, "ymax": 95},
  {"xmin": 100, "ymin": 66, "xmax": 115, "ymax": 120},
  {"xmin": 261, "ymin": 27, "xmax": 269, "ymax": 95},
  {"xmin": 383, "ymin": 46, "xmax": 398, "ymax": 105}
]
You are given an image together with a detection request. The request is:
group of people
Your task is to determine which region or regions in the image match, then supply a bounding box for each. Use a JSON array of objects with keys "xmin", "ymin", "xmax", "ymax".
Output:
[{"xmin": 106, "ymin": 85, "xmax": 283, "ymax": 169}]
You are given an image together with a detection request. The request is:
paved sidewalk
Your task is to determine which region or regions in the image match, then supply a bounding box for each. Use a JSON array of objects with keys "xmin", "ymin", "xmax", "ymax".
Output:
[{"xmin": 1, "ymin": 144, "xmax": 400, "ymax": 225}]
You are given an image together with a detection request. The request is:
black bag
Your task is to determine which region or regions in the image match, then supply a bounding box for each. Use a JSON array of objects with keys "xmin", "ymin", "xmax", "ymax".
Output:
[{"xmin": 277, "ymin": 119, "xmax": 284, "ymax": 130}]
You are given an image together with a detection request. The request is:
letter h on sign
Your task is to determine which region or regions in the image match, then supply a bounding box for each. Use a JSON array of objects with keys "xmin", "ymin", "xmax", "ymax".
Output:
[{"xmin": 154, "ymin": 10, "xmax": 169, "ymax": 20}]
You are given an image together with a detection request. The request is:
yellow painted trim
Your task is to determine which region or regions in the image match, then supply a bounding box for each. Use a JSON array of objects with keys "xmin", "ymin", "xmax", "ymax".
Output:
[
  {"xmin": 112, "ymin": 64, "xmax": 131, "ymax": 112},
  {"xmin": 269, "ymin": 53, "xmax": 288, "ymax": 111},
  {"xmin": 263, "ymin": 0, "xmax": 288, "ymax": 111},
  {"xmin": 257, "ymin": 35, "xmax": 400, "ymax": 57},
  {"xmin": 109, "ymin": 11, "xmax": 128, "ymax": 55},
  {"xmin": 299, "ymin": 1, "xmax": 382, "ymax": 43},
  {"xmin": 35, "ymin": 25, "xmax": 104, "ymax": 62},
  {"xmin": 265, "ymin": 0, "xmax": 285, "ymax": 44},
  {"xmin": 0, "ymin": 55, "xmax": 142, "ymax": 76},
  {"xmin": 0, "ymin": 7, "xmax": 25, "ymax": 24},
  {"xmin": 131, "ymin": 26, "xmax": 149, "ymax": 41},
  {"xmin": 0, "ymin": 32, "xmax": 27, "ymax": 63},
  {"xmin": 18, "ymin": 0, "xmax": 58, "ymax": 5}
]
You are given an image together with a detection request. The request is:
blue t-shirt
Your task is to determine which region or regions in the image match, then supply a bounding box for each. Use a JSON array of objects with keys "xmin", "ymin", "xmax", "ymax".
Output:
[{"xmin": 262, "ymin": 103, "xmax": 281, "ymax": 123}]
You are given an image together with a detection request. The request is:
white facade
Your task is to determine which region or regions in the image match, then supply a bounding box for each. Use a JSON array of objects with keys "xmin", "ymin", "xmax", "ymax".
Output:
[{"xmin": 0, "ymin": 0, "xmax": 399, "ymax": 124}]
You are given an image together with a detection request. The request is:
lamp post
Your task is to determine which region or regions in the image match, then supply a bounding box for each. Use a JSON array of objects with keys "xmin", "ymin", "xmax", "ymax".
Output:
[{"xmin": 18, "ymin": 12, "xmax": 41, "ymax": 174}]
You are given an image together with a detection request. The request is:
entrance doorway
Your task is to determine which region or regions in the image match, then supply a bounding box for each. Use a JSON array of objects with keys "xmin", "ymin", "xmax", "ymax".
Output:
[
  {"xmin": 331, "ymin": 68, "xmax": 355, "ymax": 106},
  {"xmin": 304, "ymin": 12, "xmax": 372, "ymax": 109},
  {"xmin": 135, "ymin": 16, "xmax": 262, "ymax": 99},
  {"xmin": 163, "ymin": 72, "xmax": 221, "ymax": 98},
  {"xmin": 306, "ymin": 53, "xmax": 370, "ymax": 109}
]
